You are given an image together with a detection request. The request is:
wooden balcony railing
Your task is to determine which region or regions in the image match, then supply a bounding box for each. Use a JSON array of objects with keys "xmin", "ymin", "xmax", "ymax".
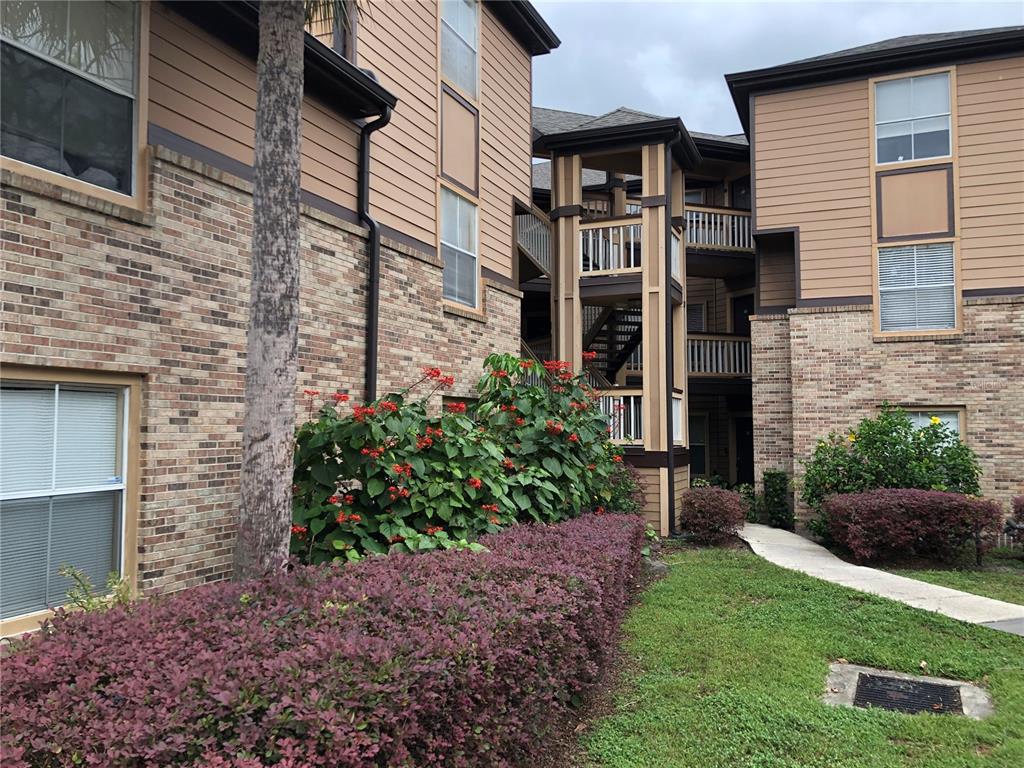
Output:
[
  {"xmin": 684, "ymin": 206, "xmax": 753, "ymax": 251},
  {"xmin": 580, "ymin": 217, "xmax": 642, "ymax": 274},
  {"xmin": 599, "ymin": 389, "xmax": 643, "ymax": 444},
  {"xmin": 687, "ymin": 334, "xmax": 752, "ymax": 377},
  {"xmin": 515, "ymin": 210, "xmax": 551, "ymax": 275}
]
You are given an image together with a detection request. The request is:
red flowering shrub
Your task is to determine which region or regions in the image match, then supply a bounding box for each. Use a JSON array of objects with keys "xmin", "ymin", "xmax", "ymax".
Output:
[
  {"xmin": 824, "ymin": 489, "xmax": 1003, "ymax": 563},
  {"xmin": 292, "ymin": 354, "xmax": 626, "ymax": 561},
  {"xmin": 1, "ymin": 515, "xmax": 645, "ymax": 768},
  {"xmin": 678, "ymin": 487, "xmax": 746, "ymax": 544}
]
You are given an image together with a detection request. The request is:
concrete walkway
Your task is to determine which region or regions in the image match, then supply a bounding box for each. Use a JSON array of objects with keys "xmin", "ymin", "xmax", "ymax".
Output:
[{"xmin": 738, "ymin": 524, "xmax": 1024, "ymax": 637}]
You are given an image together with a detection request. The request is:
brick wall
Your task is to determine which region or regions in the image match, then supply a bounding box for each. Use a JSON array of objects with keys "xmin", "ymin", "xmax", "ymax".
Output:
[
  {"xmin": 752, "ymin": 300, "xmax": 1024, "ymax": 519},
  {"xmin": 750, "ymin": 313, "xmax": 794, "ymax": 487},
  {"xmin": 1, "ymin": 146, "xmax": 520, "ymax": 596}
]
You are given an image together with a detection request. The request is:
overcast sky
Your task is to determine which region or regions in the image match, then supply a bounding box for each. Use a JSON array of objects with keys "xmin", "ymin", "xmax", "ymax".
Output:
[{"xmin": 532, "ymin": 0, "xmax": 1024, "ymax": 135}]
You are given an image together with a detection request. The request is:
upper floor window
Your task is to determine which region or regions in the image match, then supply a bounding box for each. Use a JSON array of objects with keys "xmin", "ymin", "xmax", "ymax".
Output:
[
  {"xmin": 875, "ymin": 72, "xmax": 951, "ymax": 164},
  {"xmin": 0, "ymin": 0, "xmax": 137, "ymax": 195},
  {"xmin": 878, "ymin": 242, "xmax": 956, "ymax": 332},
  {"xmin": 441, "ymin": 0, "xmax": 477, "ymax": 98},
  {"xmin": 441, "ymin": 186, "xmax": 478, "ymax": 307},
  {"xmin": 1, "ymin": 381, "xmax": 128, "ymax": 621}
]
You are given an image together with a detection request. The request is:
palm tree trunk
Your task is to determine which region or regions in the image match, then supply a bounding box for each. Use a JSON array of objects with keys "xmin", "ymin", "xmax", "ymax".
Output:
[{"xmin": 236, "ymin": 0, "xmax": 305, "ymax": 579}]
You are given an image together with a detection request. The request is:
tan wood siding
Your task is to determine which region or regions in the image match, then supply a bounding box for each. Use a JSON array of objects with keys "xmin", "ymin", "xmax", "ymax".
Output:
[
  {"xmin": 478, "ymin": 5, "xmax": 532, "ymax": 278},
  {"xmin": 758, "ymin": 240, "xmax": 796, "ymax": 308},
  {"xmin": 754, "ymin": 82, "xmax": 873, "ymax": 300},
  {"xmin": 149, "ymin": 5, "xmax": 359, "ymax": 214},
  {"xmin": 957, "ymin": 56, "xmax": 1024, "ymax": 290},
  {"xmin": 355, "ymin": 0, "xmax": 438, "ymax": 247},
  {"xmin": 686, "ymin": 277, "xmax": 728, "ymax": 332}
]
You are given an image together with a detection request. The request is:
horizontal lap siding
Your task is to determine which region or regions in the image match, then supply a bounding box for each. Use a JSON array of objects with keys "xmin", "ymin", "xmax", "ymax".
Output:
[
  {"xmin": 754, "ymin": 82, "xmax": 872, "ymax": 300},
  {"xmin": 957, "ymin": 57, "xmax": 1024, "ymax": 291},
  {"xmin": 686, "ymin": 277, "xmax": 727, "ymax": 332},
  {"xmin": 149, "ymin": 6, "xmax": 359, "ymax": 215},
  {"xmin": 479, "ymin": 7, "xmax": 532, "ymax": 279},
  {"xmin": 355, "ymin": 0, "xmax": 438, "ymax": 248}
]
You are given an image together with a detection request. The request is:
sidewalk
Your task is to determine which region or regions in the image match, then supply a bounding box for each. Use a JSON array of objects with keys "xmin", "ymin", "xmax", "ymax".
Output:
[{"xmin": 738, "ymin": 524, "xmax": 1024, "ymax": 637}]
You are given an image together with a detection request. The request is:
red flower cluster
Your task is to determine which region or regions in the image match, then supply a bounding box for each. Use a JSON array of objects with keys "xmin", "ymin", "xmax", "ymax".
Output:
[
  {"xmin": 568, "ymin": 433, "xmax": 580, "ymax": 443},
  {"xmin": 519, "ymin": 359, "xmax": 534, "ymax": 370},
  {"xmin": 360, "ymin": 446, "xmax": 385, "ymax": 459},
  {"xmin": 582, "ymin": 350, "xmax": 597, "ymax": 362},
  {"xmin": 446, "ymin": 402, "xmax": 467, "ymax": 413},
  {"xmin": 336, "ymin": 511, "xmax": 362, "ymax": 524},
  {"xmin": 290, "ymin": 524, "xmax": 308, "ymax": 538},
  {"xmin": 422, "ymin": 366, "xmax": 443, "ymax": 379},
  {"xmin": 378, "ymin": 400, "xmax": 399, "ymax": 413},
  {"xmin": 423, "ymin": 367, "xmax": 456, "ymax": 389},
  {"xmin": 331, "ymin": 392, "xmax": 350, "ymax": 403},
  {"xmin": 425, "ymin": 525, "xmax": 444, "ymax": 535},
  {"xmin": 612, "ymin": 455, "xmax": 623, "ymax": 463},
  {"xmin": 303, "ymin": 389, "xmax": 320, "ymax": 397},
  {"xmin": 551, "ymin": 385, "xmax": 565, "ymax": 393},
  {"xmin": 353, "ymin": 405, "xmax": 376, "ymax": 422},
  {"xmin": 587, "ymin": 463, "xmax": 597, "ymax": 471},
  {"xmin": 489, "ymin": 515, "xmax": 500, "ymax": 524},
  {"xmin": 542, "ymin": 360, "xmax": 571, "ymax": 375},
  {"xmin": 545, "ymin": 420, "xmax": 564, "ymax": 435},
  {"xmin": 514, "ymin": 417, "xmax": 525, "ymax": 426},
  {"xmin": 502, "ymin": 458, "xmax": 515, "ymax": 470},
  {"xmin": 388, "ymin": 534, "xmax": 405, "ymax": 543},
  {"xmin": 392, "ymin": 463, "xmax": 413, "ymax": 477},
  {"xmin": 426, "ymin": 425, "xmax": 444, "ymax": 438},
  {"xmin": 480, "ymin": 503, "xmax": 499, "ymax": 514},
  {"xmin": 388, "ymin": 485, "xmax": 411, "ymax": 502},
  {"xmin": 594, "ymin": 506, "xmax": 606, "ymax": 515},
  {"xmin": 416, "ymin": 434, "xmax": 433, "ymax": 450},
  {"xmin": 499, "ymin": 404, "xmax": 517, "ymax": 412},
  {"xmin": 467, "ymin": 477, "xmax": 482, "ymax": 489}
]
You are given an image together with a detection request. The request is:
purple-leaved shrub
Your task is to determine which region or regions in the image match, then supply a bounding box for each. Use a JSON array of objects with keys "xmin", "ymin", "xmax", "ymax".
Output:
[{"xmin": 1, "ymin": 514, "xmax": 645, "ymax": 768}]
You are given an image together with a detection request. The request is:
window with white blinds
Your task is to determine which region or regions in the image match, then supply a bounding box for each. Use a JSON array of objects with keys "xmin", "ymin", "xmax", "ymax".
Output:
[
  {"xmin": 0, "ymin": 382, "xmax": 126, "ymax": 620},
  {"xmin": 878, "ymin": 242, "xmax": 956, "ymax": 332},
  {"xmin": 441, "ymin": 186, "xmax": 479, "ymax": 308},
  {"xmin": 687, "ymin": 302, "xmax": 706, "ymax": 333}
]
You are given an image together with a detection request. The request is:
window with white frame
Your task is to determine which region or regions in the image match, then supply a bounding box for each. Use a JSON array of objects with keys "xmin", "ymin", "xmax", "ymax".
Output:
[
  {"xmin": 878, "ymin": 242, "xmax": 956, "ymax": 332},
  {"xmin": 0, "ymin": 382, "xmax": 128, "ymax": 620},
  {"xmin": 441, "ymin": 0, "xmax": 477, "ymax": 98},
  {"xmin": 441, "ymin": 186, "xmax": 479, "ymax": 307},
  {"xmin": 907, "ymin": 409, "xmax": 960, "ymax": 434},
  {"xmin": 0, "ymin": 1, "xmax": 138, "ymax": 195},
  {"xmin": 875, "ymin": 72, "xmax": 951, "ymax": 164},
  {"xmin": 687, "ymin": 302, "xmax": 706, "ymax": 333},
  {"xmin": 688, "ymin": 413, "xmax": 707, "ymax": 476}
]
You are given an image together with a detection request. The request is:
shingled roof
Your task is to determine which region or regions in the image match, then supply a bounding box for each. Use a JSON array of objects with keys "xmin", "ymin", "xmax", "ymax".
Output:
[
  {"xmin": 785, "ymin": 26, "xmax": 1024, "ymax": 66},
  {"xmin": 530, "ymin": 161, "xmax": 610, "ymax": 191}
]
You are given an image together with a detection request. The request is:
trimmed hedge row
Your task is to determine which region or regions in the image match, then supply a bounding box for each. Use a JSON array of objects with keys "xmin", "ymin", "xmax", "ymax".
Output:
[
  {"xmin": 1, "ymin": 515, "xmax": 645, "ymax": 768},
  {"xmin": 823, "ymin": 489, "xmax": 1002, "ymax": 563}
]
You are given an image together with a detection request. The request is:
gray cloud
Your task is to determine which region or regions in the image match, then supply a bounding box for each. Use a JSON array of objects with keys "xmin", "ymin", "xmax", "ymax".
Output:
[{"xmin": 532, "ymin": 0, "xmax": 1024, "ymax": 135}]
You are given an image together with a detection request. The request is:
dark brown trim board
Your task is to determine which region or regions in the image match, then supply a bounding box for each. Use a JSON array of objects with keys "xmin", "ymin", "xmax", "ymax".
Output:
[
  {"xmin": 875, "ymin": 163, "xmax": 955, "ymax": 243},
  {"xmin": 641, "ymin": 194, "xmax": 668, "ymax": 208},
  {"xmin": 795, "ymin": 295, "xmax": 873, "ymax": 307},
  {"xmin": 549, "ymin": 204, "xmax": 583, "ymax": 219},
  {"xmin": 963, "ymin": 286, "xmax": 1024, "ymax": 298},
  {"xmin": 148, "ymin": 124, "xmax": 437, "ymax": 259},
  {"xmin": 623, "ymin": 446, "xmax": 691, "ymax": 468},
  {"xmin": 579, "ymin": 273, "xmax": 644, "ymax": 301}
]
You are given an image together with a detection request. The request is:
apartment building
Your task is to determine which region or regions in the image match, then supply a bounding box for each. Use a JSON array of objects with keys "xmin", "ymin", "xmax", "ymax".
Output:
[
  {"xmin": 726, "ymin": 27, "xmax": 1024, "ymax": 517},
  {"xmin": 0, "ymin": 0, "xmax": 558, "ymax": 634}
]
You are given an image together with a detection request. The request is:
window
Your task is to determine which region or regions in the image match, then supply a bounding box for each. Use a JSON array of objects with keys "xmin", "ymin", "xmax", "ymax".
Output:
[
  {"xmin": 687, "ymin": 302, "xmax": 706, "ymax": 333},
  {"xmin": 688, "ymin": 414, "xmax": 707, "ymax": 475},
  {"xmin": 0, "ymin": 382, "xmax": 128, "ymax": 620},
  {"xmin": 441, "ymin": 0, "xmax": 477, "ymax": 98},
  {"xmin": 1, "ymin": 1, "xmax": 137, "ymax": 195},
  {"xmin": 441, "ymin": 186, "xmax": 478, "ymax": 307},
  {"xmin": 875, "ymin": 72, "xmax": 951, "ymax": 164},
  {"xmin": 907, "ymin": 410, "xmax": 960, "ymax": 434},
  {"xmin": 878, "ymin": 242, "xmax": 955, "ymax": 332},
  {"xmin": 684, "ymin": 189, "xmax": 705, "ymax": 205}
]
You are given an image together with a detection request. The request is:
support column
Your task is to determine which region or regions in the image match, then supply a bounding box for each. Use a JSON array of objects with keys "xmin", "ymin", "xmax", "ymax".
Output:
[
  {"xmin": 551, "ymin": 154, "xmax": 582, "ymax": 370},
  {"xmin": 670, "ymin": 163, "xmax": 688, "ymax": 524}
]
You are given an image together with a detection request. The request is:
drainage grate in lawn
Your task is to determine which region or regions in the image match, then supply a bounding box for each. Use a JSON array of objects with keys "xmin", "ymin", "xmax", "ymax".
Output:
[{"xmin": 853, "ymin": 673, "xmax": 963, "ymax": 715}]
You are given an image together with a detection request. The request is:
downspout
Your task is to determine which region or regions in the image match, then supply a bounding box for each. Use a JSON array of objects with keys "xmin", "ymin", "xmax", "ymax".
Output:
[
  {"xmin": 665, "ymin": 138, "xmax": 681, "ymax": 537},
  {"xmin": 358, "ymin": 106, "xmax": 392, "ymax": 402}
]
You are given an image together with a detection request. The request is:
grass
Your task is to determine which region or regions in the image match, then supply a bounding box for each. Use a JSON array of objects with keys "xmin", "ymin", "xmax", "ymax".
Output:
[
  {"xmin": 582, "ymin": 548, "xmax": 1024, "ymax": 768},
  {"xmin": 883, "ymin": 549, "xmax": 1024, "ymax": 606}
]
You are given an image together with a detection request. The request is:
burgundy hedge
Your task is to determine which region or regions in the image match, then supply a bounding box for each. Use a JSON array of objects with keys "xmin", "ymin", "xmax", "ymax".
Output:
[
  {"xmin": 1, "ymin": 515, "xmax": 645, "ymax": 768},
  {"xmin": 678, "ymin": 487, "xmax": 746, "ymax": 545},
  {"xmin": 823, "ymin": 489, "xmax": 1002, "ymax": 563}
]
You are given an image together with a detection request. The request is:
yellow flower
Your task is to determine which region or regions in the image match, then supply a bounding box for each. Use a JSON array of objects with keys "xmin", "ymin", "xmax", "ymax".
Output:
[
  {"xmin": 930, "ymin": 416, "xmax": 941, "ymax": 425},
  {"xmin": 847, "ymin": 433, "xmax": 856, "ymax": 443}
]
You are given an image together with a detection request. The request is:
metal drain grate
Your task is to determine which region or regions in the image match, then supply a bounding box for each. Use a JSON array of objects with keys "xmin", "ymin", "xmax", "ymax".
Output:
[{"xmin": 853, "ymin": 673, "xmax": 963, "ymax": 715}]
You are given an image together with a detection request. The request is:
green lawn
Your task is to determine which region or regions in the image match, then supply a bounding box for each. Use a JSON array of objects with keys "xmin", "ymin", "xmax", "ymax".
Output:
[
  {"xmin": 884, "ymin": 551, "xmax": 1024, "ymax": 606},
  {"xmin": 582, "ymin": 549, "xmax": 1024, "ymax": 768}
]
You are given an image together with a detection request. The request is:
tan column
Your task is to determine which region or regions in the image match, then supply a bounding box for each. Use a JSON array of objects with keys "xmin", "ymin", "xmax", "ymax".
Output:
[
  {"xmin": 551, "ymin": 154, "xmax": 582, "ymax": 370},
  {"xmin": 640, "ymin": 144, "xmax": 668, "ymax": 454},
  {"xmin": 610, "ymin": 172, "xmax": 627, "ymax": 217}
]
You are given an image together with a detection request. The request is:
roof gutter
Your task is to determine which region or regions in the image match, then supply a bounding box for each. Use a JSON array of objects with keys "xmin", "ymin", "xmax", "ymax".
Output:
[{"xmin": 359, "ymin": 106, "xmax": 393, "ymax": 403}]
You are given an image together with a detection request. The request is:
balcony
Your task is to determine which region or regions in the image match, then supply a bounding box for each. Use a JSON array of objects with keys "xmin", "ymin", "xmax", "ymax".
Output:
[
  {"xmin": 687, "ymin": 334, "xmax": 752, "ymax": 377},
  {"xmin": 515, "ymin": 210, "xmax": 552, "ymax": 276},
  {"xmin": 684, "ymin": 206, "xmax": 753, "ymax": 252},
  {"xmin": 580, "ymin": 218, "xmax": 642, "ymax": 274},
  {"xmin": 598, "ymin": 389, "xmax": 643, "ymax": 444}
]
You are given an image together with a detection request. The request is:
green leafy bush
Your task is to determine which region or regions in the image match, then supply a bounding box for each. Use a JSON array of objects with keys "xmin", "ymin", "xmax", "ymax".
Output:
[
  {"xmin": 291, "ymin": 354, "xmax": 628, "ymax": 562},
  {"xmin": 802, "ymin": 405, "xmax": 981, "ymax": 521},
  {"xmin": 761, "ymin": 469, "xmax": 794, "ymax": 530}
]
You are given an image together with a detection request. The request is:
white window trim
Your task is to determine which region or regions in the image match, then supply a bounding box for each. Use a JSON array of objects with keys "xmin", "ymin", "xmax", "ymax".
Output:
[
  {"xmin": 440, "ymin": 186, "xmax": 480, "ymax": 309},
  {"xmin": 440, "ymin": 0, "xmax": 478, "ymax": 99},
  {"xmin": 874, "ymin": 72, "xmax": 952, "ymax": 166},
  {"xmin": 0, "ymin": 382, "xmax": 130, "ymax": 616}
]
